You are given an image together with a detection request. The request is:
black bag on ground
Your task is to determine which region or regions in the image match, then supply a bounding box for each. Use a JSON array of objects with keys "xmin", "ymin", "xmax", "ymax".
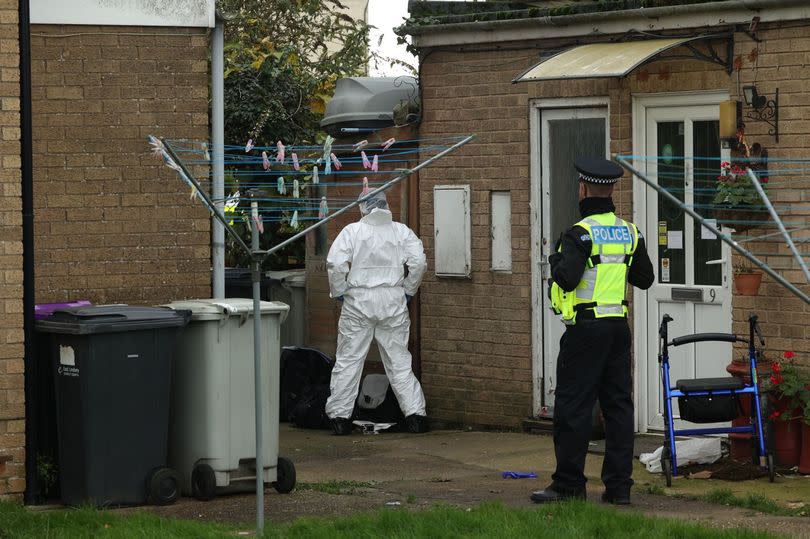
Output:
[
  {"xmin": 279, "ymin": 347, "xmax": 334, "ymax": 423},
  {"xmin": 354, "ymin": 374, "xmax": 405, "ymax": 424},
  {"xmin": 289, "ymin": 384, "xmax": 331, "ymax": 429}
]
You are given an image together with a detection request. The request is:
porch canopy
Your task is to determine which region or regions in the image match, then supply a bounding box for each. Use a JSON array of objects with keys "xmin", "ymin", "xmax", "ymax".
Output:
[{"xmin": 513, "ymin": 35, "xmax": 729, "ymax": 83}]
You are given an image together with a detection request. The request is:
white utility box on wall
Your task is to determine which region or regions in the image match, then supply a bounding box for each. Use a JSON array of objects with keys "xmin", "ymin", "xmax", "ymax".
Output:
[{"xmin": 433, "ymin": 184, "xmax": 471, "ymax": 278}]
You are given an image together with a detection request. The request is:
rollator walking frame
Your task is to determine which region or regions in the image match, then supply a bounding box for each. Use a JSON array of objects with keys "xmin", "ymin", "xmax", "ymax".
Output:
[{"xmin": 658, "ymin": 313, "xmax": 775, "ymax": 486}]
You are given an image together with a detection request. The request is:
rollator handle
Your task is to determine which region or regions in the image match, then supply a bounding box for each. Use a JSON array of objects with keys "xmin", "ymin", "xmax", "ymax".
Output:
[{"xmin": 749, "ymin": 314, "xmax": 765, "ymax": 346}]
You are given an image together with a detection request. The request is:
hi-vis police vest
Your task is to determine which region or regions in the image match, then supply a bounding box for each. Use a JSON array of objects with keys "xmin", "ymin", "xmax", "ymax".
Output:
[{"xmin": 550, "ymin": 213, "xmax": 638, "ymax": 324}]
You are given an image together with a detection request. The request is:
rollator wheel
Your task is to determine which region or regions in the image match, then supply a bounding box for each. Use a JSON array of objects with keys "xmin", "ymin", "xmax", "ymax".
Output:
[
  {"xmin": 766, "ymin": 454, "xmax": 775, "ymax": 483},
  {"xmin": 662, "ymin": 457, "xmax": 672, "ymax": 487}
]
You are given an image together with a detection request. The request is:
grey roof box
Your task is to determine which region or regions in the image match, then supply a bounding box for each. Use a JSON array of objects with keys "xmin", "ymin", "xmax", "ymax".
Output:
[{"xmin": 320, "ymin": 76, "xmax": 417, "ymax": 136}]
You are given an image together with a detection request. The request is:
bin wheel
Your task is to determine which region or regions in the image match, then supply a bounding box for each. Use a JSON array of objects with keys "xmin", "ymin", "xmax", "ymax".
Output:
[
  {"xmin": 272, "ymin": 456, "xmax": 296, "ymax": 494},
  {"xmin": 662, "ymin": 457, "xmax": 672, "ymax": 488},
  {"xmin": 147, "ymin": 467, "xmax": 179, "ymax": 506},
  {"xmin": 767, "ymin": 453, "xmax": 775, "ymax": 483},
  {"xmin": 192, "ymin": 463, "xmax": 217, "ymax": 501}
]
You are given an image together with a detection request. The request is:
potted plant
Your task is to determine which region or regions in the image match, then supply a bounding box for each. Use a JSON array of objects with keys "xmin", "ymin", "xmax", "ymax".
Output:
[
  {"xmin": 733, "ymin": 261, "xmax": 763, "ymax": 296},
  {"xmin": 765, "ymin": 352, "xmax": 805, "ymax": 467}
]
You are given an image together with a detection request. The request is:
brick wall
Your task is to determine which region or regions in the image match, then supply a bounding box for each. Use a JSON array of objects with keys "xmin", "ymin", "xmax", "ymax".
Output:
[
  {"xmin": 31, "ymin": 25, "xmax": 211, "ymax": 305},
  {"xmin": 0, "ymin": 0, "xmax": 22, "ymax": 500},
  {"xmin": 418, "ymin": 22, "xmax": 810, "ymax": 428}
]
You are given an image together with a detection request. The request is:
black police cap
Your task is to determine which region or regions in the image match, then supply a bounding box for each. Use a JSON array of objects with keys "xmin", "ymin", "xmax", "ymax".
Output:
[{"xmin": 574, "ymin": 157, "xmax": 624, "ymax": 185}]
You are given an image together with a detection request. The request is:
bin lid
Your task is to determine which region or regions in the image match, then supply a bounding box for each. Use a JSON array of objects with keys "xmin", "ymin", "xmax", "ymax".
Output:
[
  {"xmin": 35, "ymin": 305, "xmax": 191, "ymax": 335},
  {"xmin": 35, "ymin": 300, "xmax": 91, "ymax": 320},
  {"xmin": 162, "ymin": 298, "xmax": 289, "ymax": 321},
  {"xmin": 265, "ymin": 269, "xmax": 306, "ymax": 287}
]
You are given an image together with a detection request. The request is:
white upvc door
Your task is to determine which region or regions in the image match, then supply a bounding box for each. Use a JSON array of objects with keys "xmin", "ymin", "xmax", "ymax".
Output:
[{"xmin": 638, "ymin": 102, "xmax": 733, "ymax": 431}]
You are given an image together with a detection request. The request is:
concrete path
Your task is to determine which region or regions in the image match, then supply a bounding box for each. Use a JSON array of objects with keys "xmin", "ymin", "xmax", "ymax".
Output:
[{"xmin": 136, "ymin": 425, "xmax": 810, "ymax": 537}]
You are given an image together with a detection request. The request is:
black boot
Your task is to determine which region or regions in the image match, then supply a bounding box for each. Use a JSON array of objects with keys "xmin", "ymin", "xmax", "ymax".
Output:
[
  {"xmin": 601, "ymin": 490, "xmax": 631, "ymax": 505},
  {"xmin": 405, "ymin": 414, "xmax": 429, "ymax": 433},
  {"xmin": 331, "ymin": 417, "xmax": 353, "ymax": 436},
  {"xmin": 530, "ymin": 486, "xmax": 586, "ymax": 504}
]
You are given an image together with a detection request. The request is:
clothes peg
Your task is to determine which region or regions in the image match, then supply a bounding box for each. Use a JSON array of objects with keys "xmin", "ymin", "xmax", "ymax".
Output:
[
  {"xmin": 382, "ymin": 137, "xmax": 395, "ymax": 150},
  {"xmin": 371, "ymin": 154, "xmax": 378, "ymax": 172},
  {"xmin": 292, "ymin": 153, "xmax": 300, "ymax": 171},
  {"xmin": 353, "ymin": 140, "xmax": 368, "ymax": 152},
  {"xmin": 318, "ymin": 196, "xmax": 328, "ymax": 219},
  {"xmin": 291, "ymin": 210, "xmax": 299, "ymax": 229},
  {"xmin": 276, "ymin": 141, "xmax": 285, "ymax": 163},
  {"xmin": 322, "ymin": 135, "xmax": 334, "ymax": 161},
  {"xmin": 312, "ymin": 165, "xmax": 319, "ymax": 184},
  {"xmin": 361, "ymin": 151, "xmax": 371, "ymax": 169},
  {"xmin": 293, "ymin": 179, "xmax": 300, "ymax": 199},
  {"xmin": 245, "ymin": 139, "xmax": 254, "ymax": 153},
  {"xmin": 262, "ymin": 151, "xmax": 271, "ymax": 171},
  {"xmin": 330, "ymin": 152, "xmax": 342, "ymax": 170},
  {"xmin": 277, "ymin": 176, "xmax": 286, "ymax": 195},
  {"xmin": 362, "ymin": 176, "xmax": 370, "ymax": 196}
]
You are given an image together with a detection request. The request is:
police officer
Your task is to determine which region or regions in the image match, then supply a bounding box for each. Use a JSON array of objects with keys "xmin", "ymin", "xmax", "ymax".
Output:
[{"xmin": 531, "ymin": 157, "xmax": 654, "ymax": 506}]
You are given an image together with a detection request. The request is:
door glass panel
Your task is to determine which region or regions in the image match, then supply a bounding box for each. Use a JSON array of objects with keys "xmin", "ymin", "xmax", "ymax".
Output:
[
  {"xmin": 693, "ymin": 120, "xmax": 722, "ymax": 286},
  {"xmin": 548, "ymin": 118, "xmax": 606, "ymax": 242},
  {"xmin": 657, "ymin": 122, "xmax": 685, "ymax": 285}
]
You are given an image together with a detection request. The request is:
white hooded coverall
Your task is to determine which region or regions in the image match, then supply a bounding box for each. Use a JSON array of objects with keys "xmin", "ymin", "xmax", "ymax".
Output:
[{"xmin": 325, "ymin": 208, "xmax": 427, "ymax": 420}]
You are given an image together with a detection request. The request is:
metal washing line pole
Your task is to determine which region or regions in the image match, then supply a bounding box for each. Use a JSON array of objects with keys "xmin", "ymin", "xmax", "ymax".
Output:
[
  {"xmin": 616, "ymin": 157, "xmax": 810, "ymax": 306},
  {"xmin": 161, "ymin": 134, "xmax": 475, "ymax": 533}
]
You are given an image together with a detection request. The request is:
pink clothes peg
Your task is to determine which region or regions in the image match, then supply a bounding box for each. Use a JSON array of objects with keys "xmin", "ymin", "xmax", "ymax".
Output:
[
  {"xmin": 361, "ymin": 176, "xmax": 370, "ymax": 196},
  {"xmin": 353, "ymin": 140, "xmax": 368, "ymax": 152},
  {"xmin": 361, "ymin": 151, "xmax": 371, "ymax": 170},
  {"xmin": 292, "ymin": 153, "xmax": 300, "ymax": 171},
  {"xmin": 371, "ymin": 154, "xmax": 378, "ymax": 172},
  {"xmin": 252, "ymin": 213, "xmax": 264, "ymax": 234},
  {"xmin": 330, "ymin": 153, "xmax": 342, "ymax": 170},
  {"xmin": 276, "ymin": 141, "xmax": 285, "ymax": 163},
  {"xmin": 262, "ymin": 151, "xmax": 271, "ymax": 171},
  {"xmin": 381, "ymin": 137, "xmax": 395, "ymax": 150}
]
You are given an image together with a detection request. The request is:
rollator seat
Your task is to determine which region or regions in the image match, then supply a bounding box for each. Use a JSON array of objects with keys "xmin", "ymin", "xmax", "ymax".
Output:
[{"xmin": 676, "ymin": 377, "xmax": 745, "ymax": 393}]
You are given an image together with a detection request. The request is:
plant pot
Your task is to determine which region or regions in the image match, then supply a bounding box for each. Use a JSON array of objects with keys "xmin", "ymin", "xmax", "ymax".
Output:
[
  {"xmin": 774, "ymin": 418, "xmax": 803, "ymax": 467},
  {"xmin": 800, "ymin": 423, "xmax": 810, "ymax": 474},
  {"xmin": 734, "ymin": 272, "xmax": 762, "ymax": 296}
]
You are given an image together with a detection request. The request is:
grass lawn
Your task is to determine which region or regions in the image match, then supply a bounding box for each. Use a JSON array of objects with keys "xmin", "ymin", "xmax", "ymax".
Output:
[{"xmin": 0, "ymin": 500, "xmax": 784, "ymax": 539}]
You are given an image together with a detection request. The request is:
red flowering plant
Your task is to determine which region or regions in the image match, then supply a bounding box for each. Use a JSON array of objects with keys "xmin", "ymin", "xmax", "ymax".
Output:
[
  {"xmin": 764, "ymin": 351, "xmax": 807, "ymax": 422},
  {"xmin": 713, "ymin": 160, "xmax": 768, "ymax": 206}
]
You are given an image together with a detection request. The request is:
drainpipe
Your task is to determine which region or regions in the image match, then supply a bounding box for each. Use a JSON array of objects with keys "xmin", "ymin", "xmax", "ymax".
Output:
[
  {"xmin": 211, "ymin": 11, "xmax": 225, "ymax": 298},
  {"xmin": 20, "ymin": 0, "xmax": 35, "ymax": 505}
]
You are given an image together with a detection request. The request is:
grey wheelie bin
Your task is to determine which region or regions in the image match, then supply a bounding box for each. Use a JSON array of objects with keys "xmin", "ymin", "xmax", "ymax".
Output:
[
  {"xmin": 35, "ymin": 306, "xmax": 191, "ymax": 507},
  {"xmin": 265, "ymin": 269, "xmax": 306, "ymax": 347},
  {"xmin": 162, "ymin": 299, "xmax": 296, "ymax": 500}
]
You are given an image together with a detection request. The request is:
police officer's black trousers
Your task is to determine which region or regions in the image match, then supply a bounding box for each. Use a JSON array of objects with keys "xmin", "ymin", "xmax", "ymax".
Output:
[{"xmin": 551, "ymin": 318, "xmax": 634, "ymax": 495}]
